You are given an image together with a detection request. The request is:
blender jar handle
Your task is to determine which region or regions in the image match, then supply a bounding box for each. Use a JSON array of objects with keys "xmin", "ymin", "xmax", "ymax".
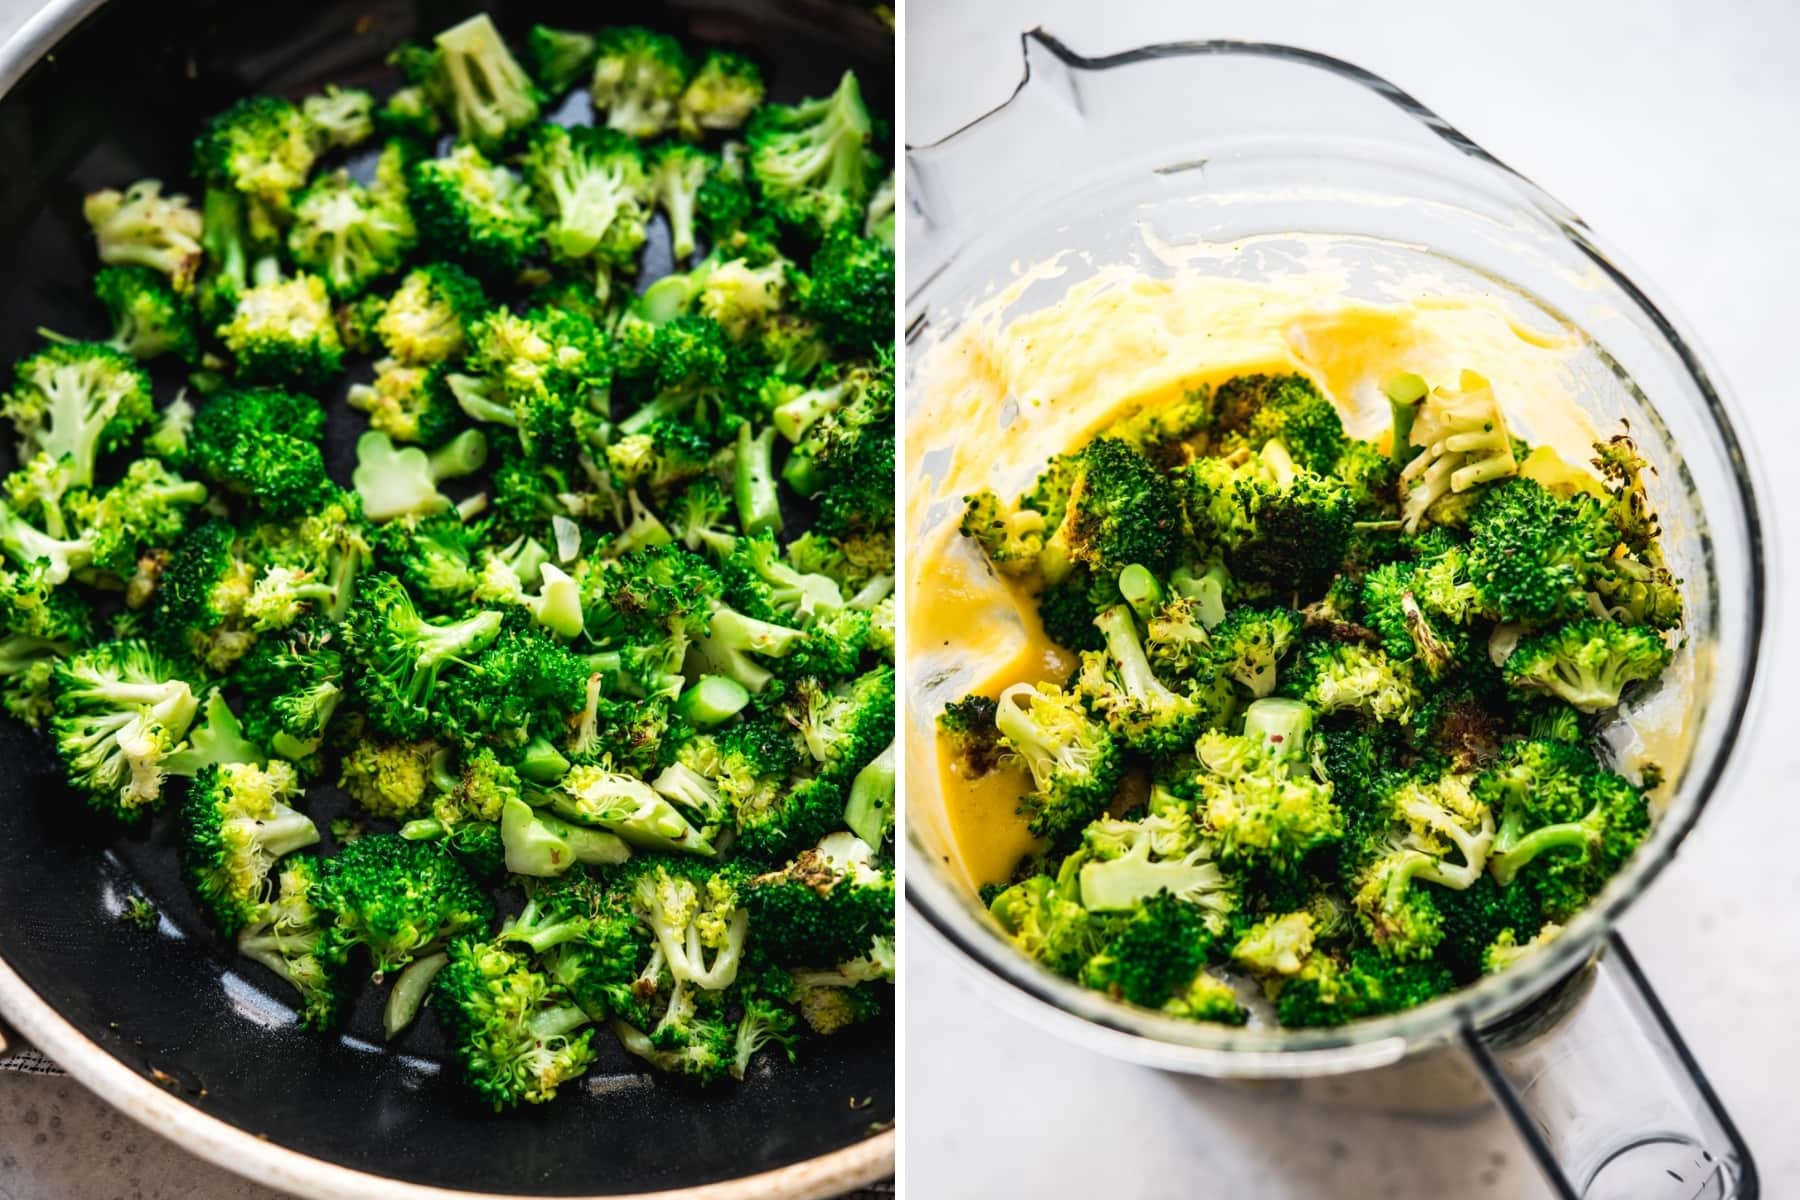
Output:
[{"xmin": 1462, "ymin": 932, "xmax": 1757, "ymax": 1200}]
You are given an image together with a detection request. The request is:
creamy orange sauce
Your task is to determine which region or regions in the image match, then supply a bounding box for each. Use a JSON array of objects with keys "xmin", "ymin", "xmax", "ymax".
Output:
[{"xmin": 906, "ymin": 235, "xmax": 1687, "ymax": 890}]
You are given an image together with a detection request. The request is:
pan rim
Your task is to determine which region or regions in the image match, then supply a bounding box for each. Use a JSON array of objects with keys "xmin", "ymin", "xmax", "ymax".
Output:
[{"xmin": 0, "ymin": 952, "xmax": 895, "ymax": 1199}]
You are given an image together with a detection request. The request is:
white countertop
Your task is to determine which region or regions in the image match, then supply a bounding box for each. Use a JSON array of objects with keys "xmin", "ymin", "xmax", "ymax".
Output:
[{"xmin": 906, "ymin": 1, "xmax": 1800, "ymax": 1197}]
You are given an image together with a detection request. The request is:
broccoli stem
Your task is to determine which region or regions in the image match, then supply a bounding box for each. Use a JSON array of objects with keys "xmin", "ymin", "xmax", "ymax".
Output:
[
  {"xmin": 848, "ymin": 573, "xmax": 893, "ymax": 610},
  {"xmin": 779, "ymin": 443, "xmax": 825, "ymax": 498},
  {"xmin": 428, "ymin": 428, "xmax": 489, "ymax": 480},
  {"xmin": 692, "ymin": 605, "xmax": 804, "ymax": 692},
  {"xmin": 1241, "ymin": 697, "xmax": 1313, "ymax": 765},
  {"xmin": 675, "ymin": 674, "xmax": 750, "ymax": 726},
  {"xmin": 734, "ymin": 423, "xmax": 782, "ymax": 535},
  {"xmin": 638, "ymin": 273, "xmax": 704, "ymax": 323},
  {"xmin": 1095, "ymin": 605, "xmax": 1177, "ymax": 706},
  {"xmin": 383, "ymin": 951, "xmax": 447, "ymax": 1039},
  {"xmin": 1117, "ymin": 564, "xmax": 1164, "ymax": 624},
  {"xmin": 1170, "ymin": 564, "xmax": 1228, "ymax": 628},
  {"xmin": 417, "ymin": 609, "xmax": 504, "ymax": 672},
  {"xmin": 992, "ymin": 684, "xmax": 1087, "ymax": 789},
  {"xmin": 501, "ymin": 794, "xmax": 630, "ymax": 877},
  {"xmin": 1490, "ymin": 818, "xmax": 1596, "ymax": 886},
  {"xmin": 843, "ymin": 739, "xmax": 894, "ymax": 847},
  {"xmin": 516, "ymin": 737, "xmax": 571, "ymax": 784},
  {"xmin": 618, "ymin": 390, "xmax": 687, "ymax": 436},
  {"xmin": 1384, "ymin": 372, "xmax": 1427, "ymax": 465},
  {"xmin": 772, "ymin": 379, "xmax": 848, "ymax": 443},
  {"xmin": 649, "ymin": 761, "xmax": 725, "ymax": 820}
]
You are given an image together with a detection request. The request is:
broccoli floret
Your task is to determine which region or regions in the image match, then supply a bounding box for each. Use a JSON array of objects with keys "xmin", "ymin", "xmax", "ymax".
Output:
[
  {"xmin": 1212, "ymin": 373, "xmax": 1345, "ymax": 475},
  {"xmin": 994, "ymin": 681, "xmax": 1123, "ymax": 843},
  {"xmin": 4, "ymin": 342, "xmax": 153, "ymax": 494},
  {"xmin": 237, "ymin": 856, "xmax": 345, "ymax": 1029},
  {"xmin": 1346, "ymin": 770, "xmax": 1495, "ymax": 960},
  {"xmin": 747, "ymin": 70, "xmax": 877, "ymax": 233},
  {"xmin": 1284, "ymin": 641, "xmax": 1419, "ymax": 725},
  {"xmin": 186, "ymin": 388, "xmax": 334, "ymax": 519},
  {"xmin": 936, "ymin": 694, "xmax": 1002, "ymax": 777},
  {"xmin": 1274, "ymin": 947, "xmax": 1453, "ymax": 1027},
  {"xmin": 1079, "ymin": 893, "xmax": 1218, "ymax": 1012},
  {"xmin": 433, "ymin": 935, "xmax": 596, "ymax": 1109},
  {"xmin": 1190, "ymin": 701, "xmax": 1340, "ymax": 873},
  {"xmin": 150, "ymin": 521, "xmax": 257, "ymax": 670},
  {"xmin": 376, "ymin": 263, "xmax": 488, "ymax": 366},
  {"xmin": 781, "ymin": 667, "xmax": 894, "ymax": 777},
  {"xmin": 338, "ymin": 736, "xmax": 438, "ymax": 821},
  {"xmin": 525, "ymin": 26, "xmax": 598, "ymax": 97},
  {"xmin": 448, "ymin": 306, "xmax": 610, "ymax": 464},
  {"xmin": 375, "ymin": 82, "xmax": 444, "ymax": 144},
  {"xmin": 286, "ymin": 168, "xmax": 416, "ymax": 297},
  {"xmin": 352, "ymin": 429, "xmax": 487, "ymax": 524},
  {"xmin": 346, "ymin": 359, "xmax": 461, "ymax": 447},
  {"xmin": 1183, "ymin": 440, "xmax": 1356, "ymax": 589},
  {"xmin": 180, "ymin": 759, "xmax": 319, "ymax": 936},
  {"xmin": 82, "ymin": 180, "xmax": 205, "ymax": 292},
  {"xmin": 1358, "ymin": 559, "xmax": 1474, "ymax": 680},
  {"xmin": 427, "ymin": 14, "xmax": 541, "ymax": 151},
  {"xmin": 1476, "ymin": 739, "xmax": 1648, "ymax": 912},
  {"xmin": 58, "ymin": 457, "xmax": 209, "ymax": 580},
  {"xmin": 345, "ymin": 571, "xmax": 504, "ymax": 738},
  {"xmin": 797, "ymin": 227, "xmax": 890, "ymax": 355},
  {"xmin": 989, "ymin": 871, "xmax": 1101, "ymax": 977},
  {"xmin": 678, "ymin": 50, "xmax": 764, "ymax": 138},
  {"xmin": 300, "ymin": 85, "xmax": 374, "ymax": 151},
  {"xmin": 1074, "ymin": 603, "xmax": 1222, "ymax": 754},
  {"xmin": 1231, "ymin": 910, "xmax": 1318, "ymax": 978},
  {"xmin": 1501, "ymin": 619, "xmax": 1671, "ymax": 714},
  {"xmin": 1208, "ymin": 606, "xmax": 1301, "ymax": 698},
  {"xmin": 233, "ymin": 618, "xmax": 344, "ymax": 767},
  {"xmin": 1465, "ymin": 477, "xmax": 1617, "ymax": 623},
  {"xmin": 93, "ymin": 266, "xmax": 198, "ymax": 363},
  {"xmin": 1036, "ymin": 437, "xmax": 1184, "ymax": 585},
  {"xmin": 589, "ymin": 26, "xmax": 691, "ymax": 139},
  {"xmin": 700, "ymin": 255, "xmax": 789, "ymax": 341},
  {"xmin": 522, "ymin": 123, "xmax": 649, "ymax": 268},
  {"xmin": 1434, "ymin": 873, "xmax": 1547, "ymax": 982},
  {"xmin": 192, "ymin": 96, "xmax": 318, "ymax": 239},
  {"xmin": 407, "ymin": 144, "xmax": 543, "ymax": 278},
  {"xmin": 627, "ymin": 856, "xmax": 748, "ymax": 991},
  {"xmin": 51, "ymin": 639, "xmax": 201, "ymax": 819},
  {"xmin": 648, "ymin": 143, "xmax": 715, "ymax": 263},
  {"xmin": 745, "ymin": 832, "xmax": 893, "ymax": 965},
  {"xmin": 1077, "ymin": 809, "xmax": 1237, "ymax": 928},
  {"xmin": 314, "ymin": 832, "xmax": 494, "ymax": 978},
  {"xmin": 215, "ymin": 265, "xmax": 345, "ymax": 386}
]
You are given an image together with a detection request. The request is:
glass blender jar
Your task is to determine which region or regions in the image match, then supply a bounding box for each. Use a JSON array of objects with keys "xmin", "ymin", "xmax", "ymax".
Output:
[{"xmin": 903, "ymin": 33, "xmax": 1768, "ymax": 1200}]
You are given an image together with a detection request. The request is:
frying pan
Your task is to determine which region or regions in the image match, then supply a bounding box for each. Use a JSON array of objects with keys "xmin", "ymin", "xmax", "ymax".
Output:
[{"xmin": 0, "ymin": 1, "xmax": 895, "ymax": 1196}]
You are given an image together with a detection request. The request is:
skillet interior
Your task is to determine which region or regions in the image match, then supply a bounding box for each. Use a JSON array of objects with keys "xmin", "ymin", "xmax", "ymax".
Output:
[{"xmin": 0, "ymin": 0, "xmax": 895, "ymax": 1193}]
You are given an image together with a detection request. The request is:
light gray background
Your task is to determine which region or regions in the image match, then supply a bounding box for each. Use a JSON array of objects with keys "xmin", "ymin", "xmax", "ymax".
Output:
[{"xmin": 907, "ymin": 1, "xmax": 1800, "ymax": 1198}]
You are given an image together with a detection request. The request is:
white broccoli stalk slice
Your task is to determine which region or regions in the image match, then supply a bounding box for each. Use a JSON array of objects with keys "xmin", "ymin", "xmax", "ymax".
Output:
[
  {"xmin": 1397, "ymin": 370, "xmax": 1518, "ymax": 530},
  {"xmin": 352, "ymin": 429, "xmax": 487, "ymax": 523}
]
